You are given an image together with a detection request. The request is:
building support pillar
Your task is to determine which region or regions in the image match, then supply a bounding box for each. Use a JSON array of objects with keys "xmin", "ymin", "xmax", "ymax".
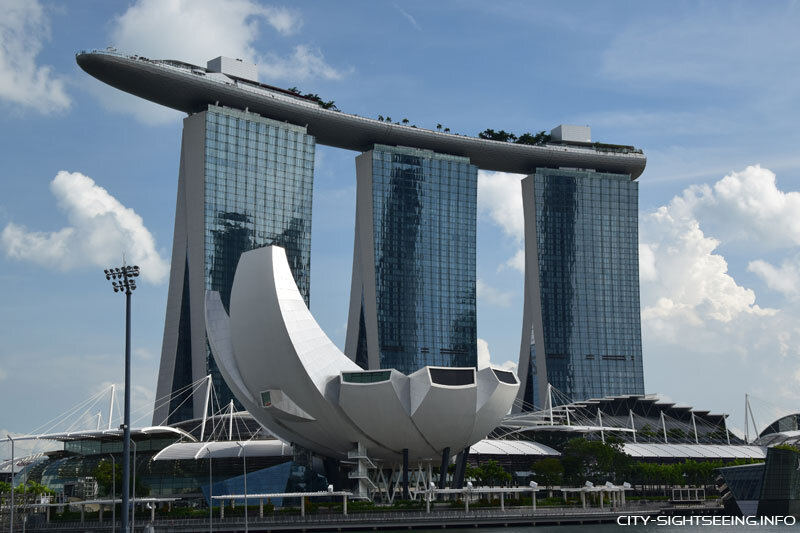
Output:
[
  {"xmin": 438, "ymin": 447, "xmax": 450, "ymax": 489},
  {"xmin": 402, "ymin": 449, "xmax": 410, "ymax": 500},
  {"xmin": 452, "ymin": 447, "xmax": 470, "ymax": 489}
]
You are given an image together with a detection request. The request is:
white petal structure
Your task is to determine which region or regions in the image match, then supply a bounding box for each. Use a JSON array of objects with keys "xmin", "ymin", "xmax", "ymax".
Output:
[{"xmin": 205, "ymin": 246, "xmax": 519, "ymax": 461}]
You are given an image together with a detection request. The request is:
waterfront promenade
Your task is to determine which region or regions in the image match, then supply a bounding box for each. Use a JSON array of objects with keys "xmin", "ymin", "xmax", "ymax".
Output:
[{"xmin": 19, "ymin": 501, "xmax": 721, "ymax": 532}]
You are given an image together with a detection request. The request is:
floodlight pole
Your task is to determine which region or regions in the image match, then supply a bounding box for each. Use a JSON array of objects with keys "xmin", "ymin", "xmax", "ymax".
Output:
[{"xmin": 104, "ymin": 263, "xmax": 140, "ymax": 533}]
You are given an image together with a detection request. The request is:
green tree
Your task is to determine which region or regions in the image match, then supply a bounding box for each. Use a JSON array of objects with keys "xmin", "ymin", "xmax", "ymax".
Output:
[
  {"xmin": 478, "ymin": 129, "xmax": 517, "ymax": 142},
  {"xmin": 515, "ymin": 131, "xmax": 551, "ymax": 145},
  {"xmin": 93, "ymin": 460, "xmax": 150, "ymax": 497},
  {"xmin": 471, "ymin": 460, "xmax": 511, "ymax": 486},
  {"xmin": 560, "ymin": 438, "xmax": 631, "ymax": 485},
  {"xmin": 531, "ymin": 458, "xmax": 564, "ymax": 488},
  {"xmin": 401, "ymin": 118, "xmax": 409, "ymax": 124},
  {"xmin": 94, "ymin": 460, "xmax": 122, "ymax": 497}
]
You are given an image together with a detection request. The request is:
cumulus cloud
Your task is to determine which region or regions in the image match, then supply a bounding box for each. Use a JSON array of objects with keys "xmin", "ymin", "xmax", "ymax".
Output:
[
  {"xmin": 0, "ymin": 0, "xmax": 70, "ymax": 112},
  {"xmin": 260, "ymin": 45, "xmax": 347, "ymax": 82},
  {"xmin": 477, "ymin": 170, "xmax": 526, "ymax": 270},
  {"xmin": 477, "ymin": 338, "xmax": 518, "ymax": 374},
  {"xmin": 662, "ymin": 165, "xmax": 800, "ymax": 250},
  {"xmin": 640, "ymin": 164, "xmax": 800, "ymax": 416},
  {"xmin": 748, "ymin": 257, "xmax": 800, "ymax": 298},
  {"xmin": 640, "ymin": 183, "xmax": 776, "ymax": 329},
  {"xmin": 477, "ymin": 338, "xmax": 491, "ymax": 368},
  {"xmin": 476, "ymin": 279, "xmax": 513, "ymax": 308},
  {"xmin": 112, "ymin": 0, "xmax": 301, "ymax": 65},
  {"xmin": 1, "ymin": 171, "xmax": 168, "ymax": 283},
  {"xmin": 97, "ymin": 0, "xmax": 344, "ymax": 123}
]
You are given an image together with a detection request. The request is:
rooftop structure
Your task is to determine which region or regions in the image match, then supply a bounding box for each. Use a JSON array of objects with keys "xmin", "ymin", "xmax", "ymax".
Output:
[
  {"xmin": 75, "ymin": 50, "xmax": 646, "ymax": 177},
  {"xmin": 503, "ymin": 393, "xmax": 741, "ymax": 446}
]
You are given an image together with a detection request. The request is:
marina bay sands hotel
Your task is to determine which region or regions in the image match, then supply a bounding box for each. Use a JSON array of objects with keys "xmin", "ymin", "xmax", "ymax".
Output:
[{"xmin": 77, "ymin": 51, "xmax": 647, "ymax": 423}]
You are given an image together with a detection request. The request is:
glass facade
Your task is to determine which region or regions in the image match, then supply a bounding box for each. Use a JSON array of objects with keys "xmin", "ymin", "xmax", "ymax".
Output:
[
  {"xmin": 355, "ymin": 145, "xmax": 478, "ymax": 375},
  {"xmin": 527, "ymin": 168, "xmax": 644, "ymax": 402},
  {"xmin": 170, "ymin": 106, "xmax": 315, "ymax": 417}
]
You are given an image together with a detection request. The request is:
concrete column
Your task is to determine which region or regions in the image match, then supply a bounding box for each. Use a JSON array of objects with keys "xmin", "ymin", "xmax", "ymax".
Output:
[
  {"xmin": 599, "ymin": 492, "xmax": 604, "ymax": 509},
  {"xmin": 465, "ymin": 494, "xmax": 469, "ymax": 512},
  {"xmin": 343, "ymin": 495, "xmax": 347, "ymax": 516},
  {"xmin": 580, "ymin": 491, "xmax": 586, "ymax": 508},
  {"xmin": 301, "ymin": 496, "xmax": 305, "ymax": 517},
  {"xmin": 220, "ymin": 500, "xmax": 224, "ymax": 519},
  {"xmin": 621, "ymin": 490, "xmax": 626, "ymax": 506},
  {"xmin": 532, "ymin": 490, "xmax": 536, "ymax": 511},
  {"xmin": 402, "ymin": 449, "xmax": 410, "ymax": 500},
  {"xmin": 259, "ymin": 498, "xmax": 263, "ymax": 518},
  {"xmin": 500, "ymin": 492, "xmax": 504, "ymax": 511},
  {"xmin": 438, "ymin": 447, "xmax": 450, "ymax": 489},
  {"xmin": 81, "ymin": 504, "xmax": 85, "ymax": 522},
  {"xmin": 99, "ymin": 505, "xmax": 104, "ymax": 522},
  {"xmin": 46, "ymin": 505, "xmax": 50, "ymax": 522},
  {"xmin": 151, "ymin": 503, "xmax": 155, "ymax": 522}
]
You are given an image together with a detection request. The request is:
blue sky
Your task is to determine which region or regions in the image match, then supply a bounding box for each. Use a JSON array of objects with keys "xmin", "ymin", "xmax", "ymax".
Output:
[{"xmin": 2, "ymin": 0, "xmax": 800, "ymax": 441}]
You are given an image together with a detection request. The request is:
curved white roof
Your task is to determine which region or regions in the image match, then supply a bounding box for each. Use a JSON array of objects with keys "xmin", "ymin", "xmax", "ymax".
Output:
[
  {"xmin": 470, "ymin": 439, "xmax": 559, "ymax": 456},
  {"xmin": 153, "ymin": 440, "xmax": 292, "ymax": 461},
  {"xmin": 622, "ymin": 443, "xmax": 766, "ymax": 460},
  {"xmin": 0, "ymin": 426, "xmax": 196, "ymax": 443}
]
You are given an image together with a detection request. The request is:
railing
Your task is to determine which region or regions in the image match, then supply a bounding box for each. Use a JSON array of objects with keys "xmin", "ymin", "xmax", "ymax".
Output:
[{"xmin": 20, "ymin": 500, "xmax": 696, "ymax": 530}]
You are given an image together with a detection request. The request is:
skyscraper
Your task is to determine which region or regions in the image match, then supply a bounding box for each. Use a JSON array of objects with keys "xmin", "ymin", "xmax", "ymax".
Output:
[
  {"xmin": 153, "ymin": 105, "xmax": 315, "ymax": 424},
  {"xmin": 516, "ymin": 167, "xmax": 645, "ymax": 409},
  {"xmin": 345, "ymin": 145, "xmax": 478, "ymax": 375}
]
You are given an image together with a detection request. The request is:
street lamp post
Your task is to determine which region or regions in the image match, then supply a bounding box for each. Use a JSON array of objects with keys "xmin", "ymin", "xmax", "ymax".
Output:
[
  {"xmin": 235, "ymin": 442, "xmax": 248, "ymax": 533},
  {"xmin": 104, "ymin": 264, "xmax": 139, "ymax": 533}
]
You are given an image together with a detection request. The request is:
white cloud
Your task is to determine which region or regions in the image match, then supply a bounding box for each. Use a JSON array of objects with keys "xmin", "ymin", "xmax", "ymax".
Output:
[
  {"xmin": 665, "ymin": 165, "xmax": 800, "ymax": 250},
  {"xmin": 112, "ymin": 0, "xmax": 301, "ymax": 64},
  {"xmin": 0, "ymin": 0, "xmax": 70, "ymax": 112},
  {"xmin": 394, "ymin": 5, "xmax": 421, "ymax": 31},
  {"xmin": 639, "ymin": 164, "xmax": 800, "ymax": 416},
  {"xmin": 1, "ymin": 171, "xmax": 168, "ymax": 283},
  {"xmin": 501, "ymin": 248, "xmax": 525, "ymax": 274},
  {"xmin": 477, "ymin": 170, "xmax": 526, "ymax": 270},
  {"xmin": 640, "ymin": 194, "xmax": 775, "ymax": 329},
  {"xmin": 260, "ymin": 44, "xmax": 347, "ymax": 82},
  {"xmin": 98, "ymin": 0, "xmax": 344, "ymax": 123},
  {"xmin": 476, "ymin": 279, "xmax": 513, "ymax": 308},
  {"xmin": 477, "ymin": 338, "xmax": 518, "ymax": 374},
  {"xmin": 748, "ymin": 257, "xmax": 800, "ymax": 298},
  {"xmin": 477, "ymin": 338, "xmax": 491, "ymax": 369}
]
